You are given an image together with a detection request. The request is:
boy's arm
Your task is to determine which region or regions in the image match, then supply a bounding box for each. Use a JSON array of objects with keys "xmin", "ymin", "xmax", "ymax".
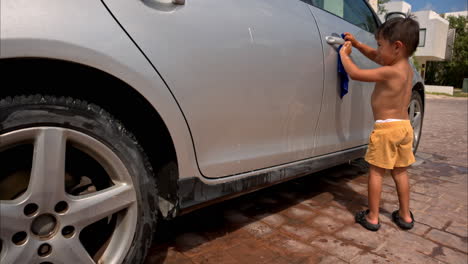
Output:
[
  {"xmin": 355, "ymin": 42, "xmax": 380, "ymax": 64},
  {"xmin": 340, "ymin": 42, "xmax": 395, "ymax": 83},
  {"xmin": 343, "ymin": 33, "xmax": 380, "ymax": 65}
]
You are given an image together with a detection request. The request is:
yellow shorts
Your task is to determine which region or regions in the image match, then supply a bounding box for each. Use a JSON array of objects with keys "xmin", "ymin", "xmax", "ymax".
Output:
[{"xmin": 364, "ymin": 120, "xmax": 416, "ymax": 169}]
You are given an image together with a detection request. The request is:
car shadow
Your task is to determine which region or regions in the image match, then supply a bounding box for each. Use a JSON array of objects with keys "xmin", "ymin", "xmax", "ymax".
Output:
[{"xmin": 145, "ymin": 158, "xmax": 394, "ymax": 263}]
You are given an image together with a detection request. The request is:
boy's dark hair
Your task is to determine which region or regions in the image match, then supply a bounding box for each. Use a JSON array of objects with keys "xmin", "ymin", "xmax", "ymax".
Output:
[{"xmin": 375, "ymin": 14, "xmax": 420, "ymax": 57}]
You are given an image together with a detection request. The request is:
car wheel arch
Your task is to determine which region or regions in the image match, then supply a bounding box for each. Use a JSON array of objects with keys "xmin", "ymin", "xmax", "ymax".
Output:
[{"xmin": 0, "ymin": 57, "xmax": 181, "ymax": 218}]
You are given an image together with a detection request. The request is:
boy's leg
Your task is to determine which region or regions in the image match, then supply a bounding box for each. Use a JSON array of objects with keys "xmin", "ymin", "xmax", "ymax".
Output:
[
  {"xmin": 367, "ymin": 165, "xmax": 386, "ymax": 224},
  {"xmin": 391, "ymin": 166, "xmax": 412, "ymax": 223}
]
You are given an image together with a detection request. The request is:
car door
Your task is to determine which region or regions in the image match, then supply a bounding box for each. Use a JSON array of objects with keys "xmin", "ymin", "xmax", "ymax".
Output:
[
  {"xmin": 103, "ymin": 0, "xmax": 324, "ymax": 178},
  {"xmin": 307, "ymin": 0, "xmax": 380, "ymax": 156}
]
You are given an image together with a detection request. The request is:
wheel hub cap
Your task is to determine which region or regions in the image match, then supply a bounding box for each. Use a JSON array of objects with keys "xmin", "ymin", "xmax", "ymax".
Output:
[{"xmin": 31, "ymin": 214, "xmax": 57, "ymax": 237}]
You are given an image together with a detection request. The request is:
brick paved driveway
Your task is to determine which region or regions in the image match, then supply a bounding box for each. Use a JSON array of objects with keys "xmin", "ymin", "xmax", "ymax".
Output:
[{"xmin": 146, "ymin": 96, "xmax": 468, "ymax": 264}]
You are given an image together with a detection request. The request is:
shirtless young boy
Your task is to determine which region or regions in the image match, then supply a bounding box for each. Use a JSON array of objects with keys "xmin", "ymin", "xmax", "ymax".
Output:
[{"xmin": 339, "ymin": 15, "xmax": 420, "ymax": 231}]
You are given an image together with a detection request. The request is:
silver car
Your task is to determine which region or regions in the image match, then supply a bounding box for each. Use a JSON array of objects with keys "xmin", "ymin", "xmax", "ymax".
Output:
[{"xmin": 0, "ymin": 0, "xmax": 424, "ymax": 263}]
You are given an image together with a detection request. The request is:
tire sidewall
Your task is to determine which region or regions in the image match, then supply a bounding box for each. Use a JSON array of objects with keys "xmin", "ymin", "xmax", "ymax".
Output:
[
  {"xmin": 411, "ymin": 91, "xmax": 424, "ymax": 154},
  {"xmin": 0, "ymin": 96, "xmax": 157, "ymax": 264}
]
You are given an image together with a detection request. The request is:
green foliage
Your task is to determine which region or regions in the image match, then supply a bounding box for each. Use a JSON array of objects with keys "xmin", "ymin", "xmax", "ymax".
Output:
[
  {"xmin": 411, "ymin": 55, "xmax": 422, "ymax": 72},
  {"xmin": 425, "ymin": 16, "xmax": 468, "ymax": 88},
  {"xmin": 378, "ymin": 0, "xmax": 390, "ymax": 15}
]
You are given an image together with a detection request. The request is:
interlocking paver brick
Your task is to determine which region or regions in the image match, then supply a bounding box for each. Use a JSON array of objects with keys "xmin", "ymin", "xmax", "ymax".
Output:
[
  {"xmin": 446, "ymin": 221, "xmax": 468, "ymax": 238},
  {"xmin": 223, "ymin": 210, "xmax": 251, "ymax": 226},
  {"xmin": 320, "ymin": 205, "xmax": 355, "ymax": 224},
  {"xmin": 408, "ymin": 223, "xmax": 431, "ymax": 236},
  {"xmin": 309, "ymin": 192, "xmax": 335, "ymax": 204},
  {"xmin": 242, "ymin": 221, "xmax": 274, "ymax": 238},
  {"xmin": 374, "ymin": 243, "xmax": 441, "ymax": 264},
  {"xmin": 145, "ymin": 247, "xmax": 194, "ymax": 264},
  {"xmin": 263, "ymin": 233, "xmax": 319, "ymax": 256},
  {"xmin": 299, "ymin": 200, "xmax": 323, "ymax": 211},
  {"xmin": 335, "ymin": 225, "xmax": 386, "ymax": 250},
  {"xmin": 174, "ymin": 233, "xmax": 211, "ymax": 257},
  {"xmin": 227, "ymin": 241, "xmax": 281, "ymax": 264},
  {"xmin": 350, "ymin": 252, "xmax": 393, "ymax": 263},
  {"xmin": 281, "ymin": 206, "xmax": 316, "ymax": 221},
  {"xmin": 410, "ymin": 192, "xmax": 433, "ymax": 202},
  {"xmin": 429, "ymin": 245, "xmax": 468, "ymax": 264},
  {"xmin": 256, "ymin": 213, "xmax": 287, "ymax": 228},
  {"xmin": 309, "ymin": 235, "xmax": 362, "ymax": 261},
  {"xmin": 416, "ymin": 211, "xmax": 451, "ymax": 229},
  {"xmin": 190, "ymin": 250, "xmax": 239, "ymax": 264},
  {"xmin": 280, "ymin": 223, "xmax": 320, "ymax": 242},
  {"xmin": 314, "ymin": 255, "xmax": 347, "ymax": 264},
  {"xmin": 426, "ymin": 229, "xmax": 468, "ymax": 253},
  {"xmin": 309, "ymin": 215, "xmax": 345, "ymax": 233}
]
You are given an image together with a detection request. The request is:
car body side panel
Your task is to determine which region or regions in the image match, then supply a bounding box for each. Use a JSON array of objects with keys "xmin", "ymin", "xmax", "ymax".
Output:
[
  {"xmin": 0, "ymin": 0, "xmax": 200, "ymax": 179},
  {"xmin": 308, "ymin": 6, "xmax": 376, "ymax": 155},
  {"xmin": 103, "ymin": 0, "xmax": 325, "ymax": 178}
]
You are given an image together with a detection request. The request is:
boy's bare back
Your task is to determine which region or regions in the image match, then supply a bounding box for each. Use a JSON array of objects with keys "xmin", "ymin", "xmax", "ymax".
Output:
[{"xmin": 371, "ymin": 60, "xmax": 413, "ymax": 121}]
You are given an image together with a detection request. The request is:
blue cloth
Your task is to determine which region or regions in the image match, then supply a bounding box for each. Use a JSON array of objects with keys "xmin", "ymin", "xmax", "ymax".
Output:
[{"xmin": 337, "ymin": 33, "xmax": 349, "ymax": 98}]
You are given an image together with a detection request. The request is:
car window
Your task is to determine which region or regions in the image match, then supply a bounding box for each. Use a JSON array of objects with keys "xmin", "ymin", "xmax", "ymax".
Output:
[{"xmin": 310, "ymin": 0, "xmax": 378, "ymax": 33}]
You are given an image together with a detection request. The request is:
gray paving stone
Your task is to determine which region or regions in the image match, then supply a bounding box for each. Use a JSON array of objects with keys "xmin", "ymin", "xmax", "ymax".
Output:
[
  {"xmin": 310, "ymin": 192, "xmax": 335, "ymax": 204},
  {"xmin": 430, "ymin": 245, "xmax": 468, "ymax": 264},
  {"xmin": 373, "ymin": 232, "xmax": 442, "ymax": 264},
  {"xmin": 280, "ymin": 224, "xmax": 320, "ymax": 242},
  {"xmin": 310, "ymin": 215, "xmax": 345, "ymax": 234},
  {"xmin": 242, "ymin": 221, "xmax": 274, "ymax": 238},
  {"xmin": 446, "ymin": 222, "xmax": 468, "ymax": 238},
  {"xmin": 257, "ymin": 213, "xmax": 287, "ymax": 228},
  {"xmin": 320, "ymin": 205, "xmax": 355, "ymax": 224},
  {"xmin": 310, "ymin": 235, "xmax": 362, "ymax": 261},
  {"xmin": 416, "ymin": 211, "xmax": 450, "ymax": 229},
  {"xmin": 350, "ymin": 252, "xmax": 393, "ymax": 263},
  {"xmin": 426, "ymin": 229, "xmax": 468, "ymax": 253},
  {"xmin": 408, "ymin": 223, "xmax": 431, "ymax": 236},
  {"xmin": 335, "ymin": 225, "xmax": 386, "ymax": 250},
  {"xmin": 282, "ymin": 206, "xmax": 316, "ymax": 221},
  {"xmin": 265, "ymin": 233, "xmax": 319, "ymax": 256},
  {"xmin": 317, "ymin": 255, "xmax": 347, "ymax": 264},
  {"xmin": 381, "ymin": 230, "xmax": 438, "ymax": 253}
]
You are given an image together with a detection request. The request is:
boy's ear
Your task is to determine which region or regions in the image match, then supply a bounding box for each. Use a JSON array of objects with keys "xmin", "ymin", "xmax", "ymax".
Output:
[{"xmin": 394, "ymin": 40, "xmax": 404, "ymax": 51}]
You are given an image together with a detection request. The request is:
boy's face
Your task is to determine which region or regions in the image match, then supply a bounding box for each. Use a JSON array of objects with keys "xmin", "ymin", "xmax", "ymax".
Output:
[{"xmin": 375, "ymin": 37, "xmax": 400, "ymax": 65}]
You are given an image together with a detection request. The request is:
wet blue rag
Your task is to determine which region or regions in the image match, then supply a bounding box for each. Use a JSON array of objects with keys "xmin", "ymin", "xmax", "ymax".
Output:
[{"xmin": 337, "ymin": 33, "xmax": 349, "ymax": 98}]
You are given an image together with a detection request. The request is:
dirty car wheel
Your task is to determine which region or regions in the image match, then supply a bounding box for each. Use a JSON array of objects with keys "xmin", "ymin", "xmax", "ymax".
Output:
[
  {"xmin": 409, "ymin": 91, "xmax": 424, "ymax": 153},
  {"xmin": 0, "ymin": 95, "xmax": 157, "ymax": 264}
]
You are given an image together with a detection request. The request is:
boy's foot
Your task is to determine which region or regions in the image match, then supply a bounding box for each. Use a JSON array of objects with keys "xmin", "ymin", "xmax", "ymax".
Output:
[
  {"xmin": 392, "ymin": 210, "xmax": 415, "ymax": 230},
  {"xmin": 355, "ymin": 210, "xmax": 381, "ymax": 231}
]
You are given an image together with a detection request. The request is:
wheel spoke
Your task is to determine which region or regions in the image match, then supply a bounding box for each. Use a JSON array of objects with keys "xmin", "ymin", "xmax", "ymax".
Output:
[
  {"xmin": 64, "ymin": 184, "xmax": 136, "ymax": 229},
  {"xmin": 28, "ymin": 128, "xmax": 67, "ymax": 206},
  {"xmin": 0, "ymin": 238, "xmax": 37, "ymax": 264},
  {"xmin": 412, "ymin": 112, "xmax": 422, "ymax": 127},
  {"xmin": 49, "ymin": 237, "xmax": 95, "ymax": 264},
  {"xmin": 0, "ymin": 201, "xmax": 30, "ymax": 240}
]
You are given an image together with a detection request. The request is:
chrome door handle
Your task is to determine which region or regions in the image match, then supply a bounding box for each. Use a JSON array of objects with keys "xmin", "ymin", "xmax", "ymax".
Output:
[
  {"xmin": 172, "ymin": 0, "xmax": 185, "ymax": 4},
  {"xmin": 325, "ymin": 36, "xmax": 345, "ymax": 45}
]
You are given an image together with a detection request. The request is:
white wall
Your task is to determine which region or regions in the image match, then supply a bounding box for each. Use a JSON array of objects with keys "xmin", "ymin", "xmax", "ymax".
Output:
[
  {"xmin": 425, "ymin": 85, "xmax": 454, "ymax": 95},
  {"xmin": 444, "ymin": 11, "xmax": 468, "ymax": 18},
  {"xmin": 378, "ymin": 1, "xmax": 412, "ymax": 21},
  {"xmin": 413, "ymin": 10, "xmax": 449, "ymax": 61},
  {"xmin": 367, "ymin": 0, "xmax": 378, "ymax": 14}
]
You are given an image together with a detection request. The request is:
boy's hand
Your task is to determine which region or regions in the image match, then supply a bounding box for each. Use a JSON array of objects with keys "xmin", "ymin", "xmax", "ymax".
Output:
[
  {"xmin": 340, "ymin": 41, "xmax": 352, "ymax": 56},
  {"xmin": 343, "ymin": 32, "xmax": 359, "ymax": 47}
]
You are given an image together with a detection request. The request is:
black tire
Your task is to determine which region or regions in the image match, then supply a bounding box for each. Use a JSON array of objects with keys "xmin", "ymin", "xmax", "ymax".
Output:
[
  {"xmin": 0, "ymin": 95, "xmax": 157, "ymax": 264},
  {"xmin": 409, "ymin": 91, "xmax": 424, "ymax": 153}
]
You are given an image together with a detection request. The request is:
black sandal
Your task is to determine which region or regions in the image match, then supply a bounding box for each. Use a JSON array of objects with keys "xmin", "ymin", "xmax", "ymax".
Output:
[
  {"xmin": 392, "ymin": 210, "xmax": 415, "ymax": 230},
  {"xmin": 355, "ymin": 210, "xmax": 381, "ymax": 231}
]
